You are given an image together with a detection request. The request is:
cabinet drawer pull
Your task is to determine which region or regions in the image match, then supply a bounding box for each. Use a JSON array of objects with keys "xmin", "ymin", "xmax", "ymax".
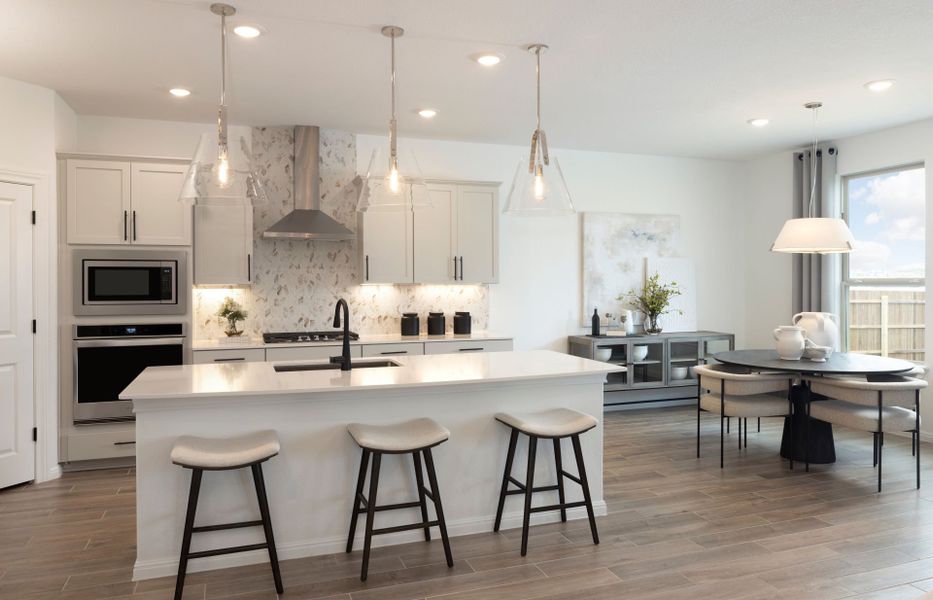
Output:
[
  {"xmin": 458, "ymin": 347, "xmax": 484, "ymax": 352},
  {"xmin": 214, "ymin": 357, "xmax": 246, "ymax": 362},
  {"xmin": 380, "ymin": 350, "xmax": 408, "ymax": 355},
  {"xmin": 113, "ymin": 441, "xmax": 135, "ymax": 446}
]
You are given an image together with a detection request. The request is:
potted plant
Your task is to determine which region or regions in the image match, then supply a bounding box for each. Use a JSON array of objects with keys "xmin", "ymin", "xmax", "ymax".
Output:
[
  {"xmin": 217, "ymin": 296, "xmax": 248, "ymax": 337},
  {"xmin": 620, "ymin": 273, "xmax": 682, "ymax": 335}
]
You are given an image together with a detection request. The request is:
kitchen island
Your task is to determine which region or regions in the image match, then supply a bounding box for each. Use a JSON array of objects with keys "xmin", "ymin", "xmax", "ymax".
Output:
[{"xmin": 122, "ymin": 350, "xmax": 622, "ymax": 580}]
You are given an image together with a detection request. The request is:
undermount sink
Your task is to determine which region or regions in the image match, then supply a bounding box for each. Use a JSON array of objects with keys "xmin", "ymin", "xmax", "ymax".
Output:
[{"xmin": 273, "ymin": 360, "xmax": 400, "ymax": 373}]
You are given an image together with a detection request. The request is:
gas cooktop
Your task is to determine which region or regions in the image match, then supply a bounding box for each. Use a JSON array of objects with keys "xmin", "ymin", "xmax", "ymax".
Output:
[{"xmin": 262, "ymin": 331, "xmax": 360, "ymax": 344}]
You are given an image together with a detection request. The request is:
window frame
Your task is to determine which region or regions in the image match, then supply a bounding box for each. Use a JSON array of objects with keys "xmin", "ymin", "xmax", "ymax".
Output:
[{"xmin": 840, "ymin": 162, "xmax": 925, "ymax": 353}]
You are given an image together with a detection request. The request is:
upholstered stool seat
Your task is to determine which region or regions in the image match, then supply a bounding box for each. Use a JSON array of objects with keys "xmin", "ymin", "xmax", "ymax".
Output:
[
  {"xmin": 171, "ymin": 430, "xmax": 280, "ymax": 469},
  {"xmin": 170, "ymin": 431, "xmax": 283, "ymax": 600},
  {"xmin": 346, "ymin": 418, "xmax": 453, "ymax": 581},
  {"xmin": 495, "ymin": 408, "xmax": 597, "ymax": 438},
  {"xmin": 493, "ymin": 408, "xmax": 600, "ymax": 556},
  {"xmin": 347, "ymin": 418, "xmax": 449, "ymax": 453}
]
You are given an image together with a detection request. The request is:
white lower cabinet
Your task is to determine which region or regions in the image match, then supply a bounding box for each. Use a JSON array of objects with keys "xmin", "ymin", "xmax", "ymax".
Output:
[
  {"xmin": 65, "ymin": 425, "xmax": 136, "ymax": 462},
  {"xmin": 192, "ymin": 348, "xmax": 265, "ymax": 364},
  {"xmin": 266, "ymin": 345, "xmax": 362, "ymax": 362},
  {"xmin": 194, "ymin": 203, "xmax": 253, "ymax": 285},
  {"xmin": 361, "ymin": 342, "xmax": 424, "ymax": 357},
  {"xmin": 423, "ymin": 339, "xmax": 513, "ymax": 354}
]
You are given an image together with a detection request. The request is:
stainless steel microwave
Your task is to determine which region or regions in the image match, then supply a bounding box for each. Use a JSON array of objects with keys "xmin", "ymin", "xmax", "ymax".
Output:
[{"xmin": 73, "ymin": 250, "xmax": 188, "ymax": 316}]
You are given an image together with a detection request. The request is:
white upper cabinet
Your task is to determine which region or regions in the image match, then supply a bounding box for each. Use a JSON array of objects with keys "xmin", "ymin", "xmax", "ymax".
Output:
[
  {"xmin": 130, "ymin": 163, "xmax": 190, "ymax": 245},
  {"xmin": 455, "ymin": 184, "xmax": 498, "ymax": 283},
  {"xmin": 66, "ymin": 159, "xmax": 131, "ymax": 245},
  {"xmin": 193, "ymin": 203, "xmax": 253, "ymax": 286},
  {"xmin": 65, "ymin": 158, "xmax": 191, "ymax": 246},
  {"xmin": 359, "ymin": 208, "xmax": 413, "ymax": 284},
  {"xmin": 413, "ymin": 184, "xmax": 455, "ymax": 283}
]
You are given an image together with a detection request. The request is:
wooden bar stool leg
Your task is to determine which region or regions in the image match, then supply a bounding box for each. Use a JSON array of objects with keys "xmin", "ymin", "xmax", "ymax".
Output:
[
  {"xmin": 360, "ymin": 452, "xmax": 382, "ymax": 581},
  {"xmin": 423, "ymin": 448, "xmax": 454, "ymax": 568},
  {"xmin": 521, "ymin": 435, "xmax": 538, "ymax": 557},
  {"xmin": 494, "ymin": 429, "xmax": 519, "ymax": 532},
  {"xmin": 412, "ymin": 451, "xmax": 431, "ymax": 541},
  {"xmin": 346, "ymin": 449, "xmax": 370, "ymax": 552},
  {"xmin": 571, "ymin": 434, "xmax": 599, "ymax": 546},
  {"xmin": 251, "ymin": 463, "xmax": 284, "ymax": 594},
  {"xmin": 174, "ymin": 468, "xmax": 202, "ymax": 600},
  {"xmin": 553, "ymin": 438, "xmax": 567, "ymax": 522}
]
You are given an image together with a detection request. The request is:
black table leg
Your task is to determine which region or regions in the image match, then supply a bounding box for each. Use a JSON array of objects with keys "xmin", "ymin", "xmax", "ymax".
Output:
[{"xmin": 779, "ymin": 384, "xmax": 836, "ymax": 464}]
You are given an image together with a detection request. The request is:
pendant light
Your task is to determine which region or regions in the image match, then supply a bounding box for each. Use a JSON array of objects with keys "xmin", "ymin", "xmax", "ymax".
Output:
[
  {"xmin": 356, "ymin": 26, "xmax": 428, "ymax": 212},
  {"xmin": 771, "ymin": 102, "xmax": 854, "ymax": 253},
  {"xmin": 503, "ymin": 44, "xmax": 574, "ymax": 215},
  {"xmin": 179, "ymin": 3, "xmax": 267, "ymax": 205}
]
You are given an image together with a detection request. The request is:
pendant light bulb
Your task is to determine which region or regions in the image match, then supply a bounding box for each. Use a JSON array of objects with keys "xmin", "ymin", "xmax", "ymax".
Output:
[
  {"xmin": 533, "ymin": 164, "xmax": 546, "ymax": 201},
  {"xmin": 213, "ymin": 149, "xmax": 231, "ymax": 188},
  {"xmin": 387, "ymin": 161, "xmax": 402, "ymax": 194}
]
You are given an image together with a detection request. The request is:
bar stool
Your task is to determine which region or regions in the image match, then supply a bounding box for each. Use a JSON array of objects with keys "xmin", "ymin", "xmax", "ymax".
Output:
[
  {"xmin": 170, "ymin": 430, "xmax": 284, "ymax": 600},
  {"xmin": 346, "ymin": 418, "xmax": 454, "ymax": 581},
  {"xmin": 493, "ymin": 408, "xmax": 599, "ymax": 556}
]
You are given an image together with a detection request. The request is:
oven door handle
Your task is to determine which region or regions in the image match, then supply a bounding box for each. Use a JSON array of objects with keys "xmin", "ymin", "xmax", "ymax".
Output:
[{"xmin": 74, "ymin": 337, "xmax": 186, "ymax": 348}]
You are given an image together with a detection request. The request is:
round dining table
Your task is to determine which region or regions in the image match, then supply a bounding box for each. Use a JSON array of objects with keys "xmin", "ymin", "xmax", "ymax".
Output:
[{"xmin": 713, "ymin": 349, "xmax": 916, "ymax": 464}]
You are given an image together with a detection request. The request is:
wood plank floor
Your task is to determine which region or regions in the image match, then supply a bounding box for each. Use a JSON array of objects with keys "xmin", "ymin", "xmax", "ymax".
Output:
[{"xmin": 5, "ymin": 407, "xmax": 933, "ymax": 599}]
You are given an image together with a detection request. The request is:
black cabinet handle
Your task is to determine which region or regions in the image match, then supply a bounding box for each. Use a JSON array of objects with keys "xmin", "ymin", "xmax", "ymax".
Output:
[
  {"xmin": 214, "ymin": 357, "xmax": 246, "ymax": 362},
  {"xmin": 113, "ymin": 441, "xmax": 135, "ymax": 446},
  {"xmin": 458, "ymin": 347, "xmax": 484, "ymax": 352},
  {"xmin": 380, "ymin": 350, "xmax": 408, "ymax": 355},
  {"xmin": 132, "ymin": 210, "xmax": 137, "ymax": 241},
  {"xmin": 365, "ymin": 255, "xmax": 370, "ymax": 281},
  {"xmin": 123, "ymin": 210, "xmax": 127, "ymax": 241},
  {"xmin": 458, "ymin": 256, "xmax": 464, "ymax": 281},
  {"xmin": 452, "ymin": 256, "xmax": 458, "ymax": 281},
  {"xmin": 247, "ymin": 254, "xmax": 251, "ymax": 282}
]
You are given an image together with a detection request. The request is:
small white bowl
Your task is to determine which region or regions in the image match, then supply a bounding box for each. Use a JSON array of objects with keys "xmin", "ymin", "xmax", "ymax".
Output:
[
  {"xmin": 594, "ymin": 348, "xmax": 613, "ymax": 362},
  {"xmin": 804, "ymin": 344, "xmax": 832, "ymax": 362},
  {"xmin": 632, "ymin": 345, "xmax": 649, "ymax": 362},
  {"xmin": 671, "ymin": 366, "xmax": 688, "ymax": 380}
]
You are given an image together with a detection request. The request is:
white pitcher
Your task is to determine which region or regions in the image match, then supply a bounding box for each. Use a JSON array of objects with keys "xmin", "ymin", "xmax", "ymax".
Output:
[
  {"xmin": 793, "ymin": 312, "xmax": 841, "ymax": 351},
  {"xmin": 773, "ymin": 325, "xmax": 806, "ymax": 360}
]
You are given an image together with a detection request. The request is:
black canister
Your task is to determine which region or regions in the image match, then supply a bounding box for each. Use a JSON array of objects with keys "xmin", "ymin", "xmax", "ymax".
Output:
[
  {"xmin": 400, "ymin": 313, "xmax": 420, "ymax": 336},
  {"xmin": 453, "ymin": 311, "xmax": 471, "ymax": 335},
  {"xmin": 427, "ymin": 312, "xmax": 446, "ymax": 335}
]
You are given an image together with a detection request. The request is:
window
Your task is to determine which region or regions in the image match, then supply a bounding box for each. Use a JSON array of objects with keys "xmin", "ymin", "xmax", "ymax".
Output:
[{"xmin": 843, "ymin": 165, "xmax": 925, "ymax": 360}]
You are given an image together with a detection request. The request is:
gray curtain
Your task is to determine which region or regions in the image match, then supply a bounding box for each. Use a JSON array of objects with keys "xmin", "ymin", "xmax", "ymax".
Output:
[{"xmin": 791, "ymin": 144, "xmax": 841, "ymax": 316}]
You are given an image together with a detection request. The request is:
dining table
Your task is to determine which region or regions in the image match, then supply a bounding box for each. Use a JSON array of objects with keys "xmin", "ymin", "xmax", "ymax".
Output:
[{"xmin": 713, "ymin": 349, "xmax": 917, "ymax": 464}]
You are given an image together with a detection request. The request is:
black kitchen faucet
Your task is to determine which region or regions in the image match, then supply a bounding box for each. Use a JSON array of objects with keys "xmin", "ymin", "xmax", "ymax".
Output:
[{"xmin": 330, "ymin": 298, "xmax": 352, "ymax": 371}]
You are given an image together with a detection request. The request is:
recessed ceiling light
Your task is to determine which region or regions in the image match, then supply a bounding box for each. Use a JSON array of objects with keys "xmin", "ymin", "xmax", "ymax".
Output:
[
  {"xmin": 864, "ymin": 79, "xmax": 895, "ymax": 92},
  {"xmin": 418, "ymin": 108, "xmax": 437, "ymax": 119},
  {"xmin": 474, "ymin": 53, "xmax": 503, "ymax": 66},
  {"xmin": 169, "ymin": 88, "xmax": 191, "ymax": 97},
  {"xmin": 233, "ymin": 24, "xmax": 262, "ymax": 38},
  {"xmin": 747, "ymin": 118, "xmax": 769, "ymax": 127}
]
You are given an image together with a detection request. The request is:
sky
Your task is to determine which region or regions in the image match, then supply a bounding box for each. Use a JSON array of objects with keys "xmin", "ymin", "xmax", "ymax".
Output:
[{"xmin": 847, "ymin": 166, "xmax": 925, "ymax": 279}]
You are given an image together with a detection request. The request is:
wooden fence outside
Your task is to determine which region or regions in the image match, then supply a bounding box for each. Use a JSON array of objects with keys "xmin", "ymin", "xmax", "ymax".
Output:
[{"xmin": 848, "ymin": 286, "xmax": 925, "ymax": 361}]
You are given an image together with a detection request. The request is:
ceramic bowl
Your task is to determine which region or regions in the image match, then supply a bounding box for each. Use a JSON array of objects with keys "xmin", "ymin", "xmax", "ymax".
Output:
[
  {"xmin": 594, "ymin": 348, "xmax": 613, "ymax": 362},
  {"xmin": 671, "ymin": 366, "xmax": 689, "ymax": 380},
  {"xmin": 632, "ymin": 345, "xmax": 649, "ymax": 362},
  {"xmin": 804, "ymin": 344, "xmax": 832, "ymax": 362}
]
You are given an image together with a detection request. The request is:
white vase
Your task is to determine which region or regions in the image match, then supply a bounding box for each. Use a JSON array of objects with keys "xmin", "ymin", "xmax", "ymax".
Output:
[
  {"xmin": 773, "ymin": 325, "xmax": 806, "ymax": 360},
  {"xmin": 623, "ymin": 310, "xmax": 635, "ymax": 335},
  {"xmin": 792, "ymin": 312, "xmax": 841, "ymax": 351}
]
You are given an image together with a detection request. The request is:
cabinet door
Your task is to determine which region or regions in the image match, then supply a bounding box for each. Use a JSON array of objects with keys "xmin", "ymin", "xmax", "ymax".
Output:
[
  {"xmin": 266, "ymin": 345, "xmax": 362, "ymax": 362},
  {"xmin": 455, "ymin": 185, "xmax": 498, "ymax": 283},
  {"xmin": 423, "ymin": 339, "xmax": 513, "ymax": 354},
  {"xmin": 193, "ymin": 203, "xmax": 253, "ymax": 285},
  {"xmin": 361, "ymin": 343, "xmax": 424, "ymax": 357},
  {"xmin": 359, "ymin": 209, "xmax": 413, "ymax": 283},
  {"xmin": 130, "ymin": 163, "xmax": 190, "ymax": 245},
  {"xmin": 413, "ymin": 185, "xmax": 455, "ymax": 283},
  {"xmin": 66, "ymin": 159, "xmax": 131, "ymax": 245}
]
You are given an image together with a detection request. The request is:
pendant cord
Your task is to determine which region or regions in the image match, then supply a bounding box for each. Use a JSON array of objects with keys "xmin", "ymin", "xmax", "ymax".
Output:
[
  {"xmin": 217, "ymin": 10, "xmax": 228, "ymax": 154},
  {"xmin": 389, "ymin": 31, "xmax": 397, "ymax": 162},
  {"xmin": 808, "ymin": 105, "xmax": 819, "ymax": 218},
  {"xmin": 535, "ymin": 47, "xmax": 541, "ymax": 131}
]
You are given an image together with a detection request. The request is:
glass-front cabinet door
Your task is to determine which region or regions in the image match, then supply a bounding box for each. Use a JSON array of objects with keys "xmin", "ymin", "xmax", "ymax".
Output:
[
  {"xmin": 702, "ymin": 335, "xmax": 735, "ymax": 364},
  {"xmin": 628, "ymin": 338, "xmax": 665, "ymax": 388},
  {"xmin": 594, "ymin": 341, "xmax": 628, "ymax": 391},
  {"xmin": 668, "ymin": 338, "xmax": 699, "ymax": 387}
]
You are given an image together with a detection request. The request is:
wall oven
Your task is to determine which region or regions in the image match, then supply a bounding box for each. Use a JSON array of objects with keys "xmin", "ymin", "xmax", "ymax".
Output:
[
  {"xmin": 73, "ymin": 249, "xmax": 187, "ymax": 316},
  {"xmin": 73, "ymin": 323, "xmax": 187, "ymax": 423}
]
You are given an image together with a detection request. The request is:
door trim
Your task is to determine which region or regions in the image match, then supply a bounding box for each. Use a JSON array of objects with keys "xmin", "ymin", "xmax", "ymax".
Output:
[{"xmin": 0, "ymin": 167, "xmax": 57, "ymax": 483}]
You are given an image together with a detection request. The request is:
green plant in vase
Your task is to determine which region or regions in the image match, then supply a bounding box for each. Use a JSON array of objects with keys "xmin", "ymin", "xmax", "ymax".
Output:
[
  {"xmin": 217, "ymin": 296, "xmax": 248, "ymax": 337},
  {"xmin": 620, "ymin": 273, "xmax": 682, "ymax": 335}
]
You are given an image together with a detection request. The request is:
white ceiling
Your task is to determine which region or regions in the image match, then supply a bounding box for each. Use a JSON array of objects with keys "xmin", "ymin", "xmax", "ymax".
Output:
[{"xmin": 3, "ymin": 0, "xmax": 933, "ymax": 159}]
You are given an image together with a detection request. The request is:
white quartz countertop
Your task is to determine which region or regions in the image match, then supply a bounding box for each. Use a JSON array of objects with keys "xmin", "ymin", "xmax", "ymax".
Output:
[
  {"xmin": 192, "ymin": 331, "xmax": 512, "ymax": 351},
  {"xmin": 121, "ymin": 350, "xmax": 624, "ymax": 401}
]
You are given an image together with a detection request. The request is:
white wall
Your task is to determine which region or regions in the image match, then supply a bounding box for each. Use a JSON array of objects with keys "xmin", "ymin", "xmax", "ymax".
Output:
[
  {"xmin": 75, "ymin": 115, "xmax": 250, "ymax": 158},
  {"xmin": 358, "ymin": 134, "xmax": 749, "ymax": 351}
]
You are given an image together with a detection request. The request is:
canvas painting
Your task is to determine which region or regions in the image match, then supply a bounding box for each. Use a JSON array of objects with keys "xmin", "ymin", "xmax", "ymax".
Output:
[{"xmin": 582, "ymin": 213, "xmax": 681, "ymax": 327}]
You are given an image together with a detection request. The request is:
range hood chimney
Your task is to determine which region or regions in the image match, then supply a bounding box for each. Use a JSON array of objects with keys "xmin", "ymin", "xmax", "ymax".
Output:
[{"xmin": 263, "ymin": 126, "xmax": 355, "ymax": 240}]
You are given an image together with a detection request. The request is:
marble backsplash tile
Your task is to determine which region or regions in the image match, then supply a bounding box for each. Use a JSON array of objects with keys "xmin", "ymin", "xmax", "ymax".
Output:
[{"xmin": 193, "ymin": 126, "xmax": 489, "ymax": 340}]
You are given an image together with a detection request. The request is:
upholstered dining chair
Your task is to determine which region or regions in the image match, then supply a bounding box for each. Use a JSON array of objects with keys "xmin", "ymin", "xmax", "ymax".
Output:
[
  {"xmin": 694, "ymin": 364, "xmax": 794, "ymax": 469},
  {"xmin": 804, "ymin": 374, "xmax": 926, "ymax": 492}
]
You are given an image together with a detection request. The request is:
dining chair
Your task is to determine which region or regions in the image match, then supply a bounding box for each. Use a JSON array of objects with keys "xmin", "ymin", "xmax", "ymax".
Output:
[
  {"xmin": 803, "ymin": 374, "xmax": 926, "ymax": 492},
  {"xmin": 694, "ymin": 364, "xmax": 794, "ymax": 469}
]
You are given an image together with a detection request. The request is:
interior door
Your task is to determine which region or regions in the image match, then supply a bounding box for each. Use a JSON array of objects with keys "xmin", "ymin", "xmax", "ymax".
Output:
[
  {"xmin": 414, "ymin": 184, "xmax": 455, "ymax": 283},
  {"xmin": 0, "ymin": 181, "xmax": 34, "ymax": 488},
  {"xmin": 131, "ymin": 163, "xmax": 190, "ymax": 245},
  {"xmin": 456, "ymin": 185, "xmax": 497, "ymax": 283}
]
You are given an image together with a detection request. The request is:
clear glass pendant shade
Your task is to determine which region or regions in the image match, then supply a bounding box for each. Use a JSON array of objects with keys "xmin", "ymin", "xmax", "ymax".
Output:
[
  {"xmin": 178, "ymin": 133, "xmax": 268, "ymax": 205},
  {"xmin": 356, "ymin": 145, "xmax": 429, "ymax": 212},
  {"xmin": 504, "ymin": 156, "xmax": 574, "ymax": 215}
]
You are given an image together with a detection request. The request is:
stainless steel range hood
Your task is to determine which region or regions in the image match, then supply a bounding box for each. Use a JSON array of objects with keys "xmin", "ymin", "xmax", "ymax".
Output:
[{"xmin": 263, "ymin": 126, "xmax": 355, "ymax": 240}]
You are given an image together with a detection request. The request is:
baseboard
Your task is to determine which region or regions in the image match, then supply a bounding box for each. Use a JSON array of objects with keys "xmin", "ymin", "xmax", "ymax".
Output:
[
  {"xmin": 37, "ymin": 464, "xmax": 62, "ymax": 483},
  {"xmin": 133, "ymin": 501, "xmax": 607, "ymax": 581}
]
